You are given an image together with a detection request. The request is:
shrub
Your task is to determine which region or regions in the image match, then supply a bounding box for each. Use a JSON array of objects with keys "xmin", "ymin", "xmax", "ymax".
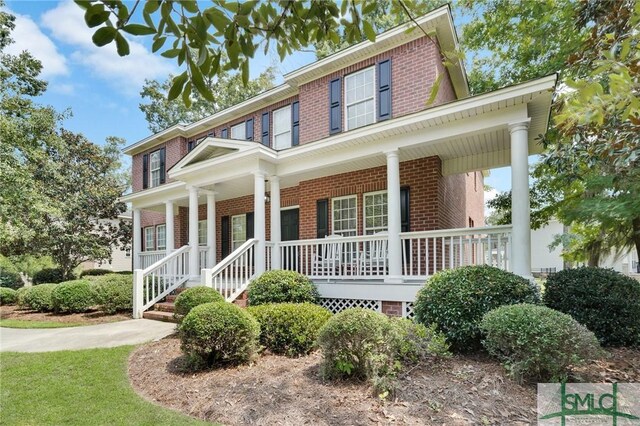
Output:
[
  {"xmin": 481, "ymin": 304, "xmax": 603, "ymax": 383},
  {"xmin": 91, "ymin": 274, "xmax": 133, "ymax": 314},
  {"xmin": 15, "ymin": 287, "xmax": 29, "ymax": 308},
  {"xmin": 22, "ymin": 284, "xmax": 57, "ymax": 311},
  {"xmin": 0, "ymin": 269, "xmax": 22, "ymax": 289},
  {"xmin": 0, "ymin": 287, "xmax": 17, "ymax": 305},
  {"xmin": 51, "ymin": 280, "xmax": 94, "ymax": 313},
  {"xmin": 247, "ymin": 303, "xmax": 332, "ymax": 356},
  {"xmin": 32, "ymin": 268, "xmax": 68, "ymax": 285},
  {"xmin": 390, "ymin": 318, "xmax": 451, "ymax": 363},
  {"xmin": 247, "ymin": 270, "xmax": 319, "ymax": 306},
  {"xmin": 174, "ymin": 286, "xmax": 225, "ymax": 321},
  {"xmin": 413, "ymin": 265, "xmax": 540, "ymax": 352},
  {"xmin": 543, "ymin": 267, "xmax": 640, "ymax": 347},
  {"xmin": 80, "ymin": 268, "xmax": 113, "ymax": 277},
  {"xmin": 179, "ymin": 302, "xmax": 260, "ymax": 369}
]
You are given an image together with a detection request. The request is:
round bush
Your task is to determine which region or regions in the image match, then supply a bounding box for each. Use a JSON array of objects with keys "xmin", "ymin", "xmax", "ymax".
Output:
[
  {"xmin": 247, "ymin": 303, "xmax": 332, "ymax": 356},
  {"xmin": 543, "ymin": 267, "xmax": 640, "ymax": 347},
  {"xmin": 80, "ymin": 268, "xmax": 113, "ymax": 277},
  {"xmin": 0, "ymin": 287, "xmax": 17, "ymax": 305},
  {"xmin": 91, "ymin": 274, "xmax": 132, "ymax": 314},
  {"xmin": 15, "ymin": 287, "xmax": 29, "ymax": 308},
  {"xmin": 0, "ymin": 269, "xmax": 22, "ymax": 289},
  {"xmin": 247, "ymin": 270, "xmax": 319, "ymax": 306},
  {"xmin": 51, "ymin": 280, "xmax": 94, "ymax": 313},
  {"xmin": 23, "ymin": 284, "xmax": 57, "ymax": 311},
  {"xmin": 390, "ymin": 318, "xmax": 451, "ymax": 363},
  {"xmin": 481, "ymin": 304, "xmax": 602, "ymax": 383},
  {"xmin": 174, "ymin": 286, "xmax": 225, "ymax": 321},
  {"xmin": 179, "ymin": 302, "xmax": 260, "ymax": 369},
  {"xmin": 32, "ymin": 268, "xmax": 68, "ymax": 285},
  {"xmin": 413, "ymin": 265, "xmax": 541, "ymax": 352}
]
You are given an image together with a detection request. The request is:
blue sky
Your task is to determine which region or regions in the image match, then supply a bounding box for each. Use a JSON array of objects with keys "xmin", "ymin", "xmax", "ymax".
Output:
[{"xmin": 4, "ymin": 0, "xmax": 512, "ymax": 198}]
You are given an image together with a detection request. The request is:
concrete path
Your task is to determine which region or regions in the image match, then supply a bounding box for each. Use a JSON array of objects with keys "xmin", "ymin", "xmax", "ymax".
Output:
[{"xmin": 0, "ymin": 319, "xmax": 176, "ymax": 353}]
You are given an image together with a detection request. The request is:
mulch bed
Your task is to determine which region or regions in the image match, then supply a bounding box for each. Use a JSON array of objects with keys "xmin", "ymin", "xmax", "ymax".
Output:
[{"xmin": 0, "ymin": 305, "xmax": 131, "ymax": 325}]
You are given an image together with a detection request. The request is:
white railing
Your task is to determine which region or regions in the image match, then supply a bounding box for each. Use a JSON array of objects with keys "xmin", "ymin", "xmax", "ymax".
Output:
[
  {"xmin": 265, "ymin": 241, "xmax": 274, "ymax": 271},
  {"xmin": 401, "ymin": 225, "xmax": 512, "ymax": 279},
  {"xmin": 133, "ymin": 245, "xmax": 190, "ymax": 318},
  {"xmin": 202, "ymin": 239, "xmax": 257, "ymax": 302},
  {"xmin": 198, "ymin": 246, "xmax": 210, "ymax": 270},
  {"xmin": 139, "ymin": 250, "xmax": 166, "ymax": 269}
]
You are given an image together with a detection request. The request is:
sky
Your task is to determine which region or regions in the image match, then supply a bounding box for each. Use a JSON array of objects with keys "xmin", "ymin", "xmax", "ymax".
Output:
[{"xmin": 4, "ymin": 0, "xmax": 512, "ymax": 206}]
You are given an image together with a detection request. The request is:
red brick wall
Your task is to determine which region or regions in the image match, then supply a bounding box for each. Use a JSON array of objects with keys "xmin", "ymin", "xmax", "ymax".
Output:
[
  {"xmin": 465, "ymin": 171, "xmax": 485, "ymax": 227},
  {"xmin": 131, "ymin": 136, "xmax": 187, "ymax": 192}
]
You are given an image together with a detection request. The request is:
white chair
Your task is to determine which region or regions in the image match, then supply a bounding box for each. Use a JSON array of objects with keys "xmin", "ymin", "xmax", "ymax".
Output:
[
  {"xmin": 359, "ymin": 232, "xmax": 388, "ymax": 276},
  {"xmin": 312, "ymin": 235, "xmax": 343, "ymax": 278}
]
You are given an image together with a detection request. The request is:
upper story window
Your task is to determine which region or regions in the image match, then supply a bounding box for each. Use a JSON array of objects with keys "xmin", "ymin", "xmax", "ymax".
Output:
[
  {"xmin": 345, "ymin": 67, "xmax": 375, "ymax": 130},
  {"xmin": 156, "ymin": 224, "xmax": 166, "ymax": 251},
  {"xmin": 332, "ymin": 195, "xmax": 357, "ymax": 237},
  {"xmin": 149, "ymin": 149, "xmax": 162, "ymax": 187},
  {"xmin": 273, "ymin": 105, "xmax": 292, "ymax": 150},
  {"xmin": 230, "ymin": 123, "xmax": 246, "ymax": 141}
]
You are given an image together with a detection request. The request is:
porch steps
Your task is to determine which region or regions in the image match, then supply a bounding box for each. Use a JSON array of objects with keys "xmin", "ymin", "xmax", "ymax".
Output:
[{"xmin": 142, "ymin": 288, "xmax": 249, "ymax": 322}]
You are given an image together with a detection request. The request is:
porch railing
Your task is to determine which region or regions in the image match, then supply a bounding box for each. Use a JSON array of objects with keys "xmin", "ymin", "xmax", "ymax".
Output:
[
  {"xmin": 201, "ymin": 238, "xmax": 257, "ymax": 301},
  {"xmin": 133, "ymin": 245, "xmax": 190, "ymax": 318},
  {"xmin": 139, "ymin": 250, "xmax": 166, "ymax": 269},
  {"xmin": 198, "ymin": 246, "xmax": 210, "ymax": 270}
]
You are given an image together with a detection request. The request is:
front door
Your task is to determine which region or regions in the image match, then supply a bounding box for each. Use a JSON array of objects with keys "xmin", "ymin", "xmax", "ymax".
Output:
[{"xmin": 281, "ymin": 208, "xmax": 299, "ymax": 270}]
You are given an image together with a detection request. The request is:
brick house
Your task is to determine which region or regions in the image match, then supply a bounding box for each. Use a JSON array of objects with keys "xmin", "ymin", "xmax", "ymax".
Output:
[{"xmin": 122, "ymin": 6, "xmax": 556, "ymax": 319}]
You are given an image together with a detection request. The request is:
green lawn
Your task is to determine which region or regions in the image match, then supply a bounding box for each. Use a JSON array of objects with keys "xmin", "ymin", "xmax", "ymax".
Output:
[
  {"xmin": 0, "ymin": 346, "xmax": 208, "ymax": 425},
  {"xmin": 0, "ymin": 319, "xmax": 85, "ymax": 329}
]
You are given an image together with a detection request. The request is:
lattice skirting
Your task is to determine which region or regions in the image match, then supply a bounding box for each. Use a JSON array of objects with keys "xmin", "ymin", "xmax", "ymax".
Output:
[
  {"xmin": 319, "ymin": 298, "xmax": 381, "ymax": 313},
  {"xmin": 402, "ymin": 302, "xmax": 415, "ymax": 319}
]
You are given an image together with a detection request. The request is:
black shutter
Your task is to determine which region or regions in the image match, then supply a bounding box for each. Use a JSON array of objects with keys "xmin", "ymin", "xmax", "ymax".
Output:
[
  {"xmin": 221, "ymin": 216, "xmax": 230, "ymax": 258},
  {"xmin": 208, "ymin": 130, "xmax": 215, "ymax": 137},
  {"xmin": 246, "ymin": 212, "xmax": 254, "ymax": 239},
  {"xmin": 378, "ymin": 59, "xmax": 392, "ymax": 121},
  {"xmin": 221, "ymin": 128, "xmax": 228, "ymax": 138},
  {"xmin": 141, "ymin": 227, "xmax": 145, "ymax": 251},
  {"xmin": 261, "ymin": 112, "xmax": 270, "ymax": 146},
  {"xmin": 400, "ymin": 186, "xmax": 410, "ymax": 232},
  {"xmin": 159, "ymin": 147, "xmax": 166, "ymax": 184},
  {"xmin": 245, "ymin": 118, "xmax": 254, "ymax": 141},
  {"xmin": 329, "ymin": 78, "xmax": 341, "ymax": 134},
  {"xmin": 187, "ymin": 140, "xmax": 195, "ymax": 152},
  {"xmin": 142, "ymin": 154, "xmax": 149, "ymax": 189},
  {"xmin": 316, "ymin": 199, "xmax": 329, "ymax": 238},
  {"xmin": 292, "ymin": 101, "xmax": 300, "ymax": 146}
]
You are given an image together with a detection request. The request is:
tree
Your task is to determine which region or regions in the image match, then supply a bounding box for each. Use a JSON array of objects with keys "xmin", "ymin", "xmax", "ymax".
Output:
[{"xmin": 140, "ymin": 64, "xmax": 275, "ymax": 133}]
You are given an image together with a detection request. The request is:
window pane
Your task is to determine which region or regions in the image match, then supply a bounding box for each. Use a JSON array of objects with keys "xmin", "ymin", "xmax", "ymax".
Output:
[
  {"xmin": 332, "ymin": 196, "xmax": 357, "ymax": 237},
  {"xmin": 231, "ymin": 123, "xmax": 245, "ymax": 140},
  {"xmin": 198, "ymin": 220, "xmax": 207, "ymax": 246},
  {"xmin": 364, "ymin": 191, "xmax": 388, "ymax": 234},
  {"xmin": 156, "ymin": 225, "xmax": 166, "ymax": 250},
  {"xmin": 231, "ymin": 215, "xmax": 246, "ymax": 250}
]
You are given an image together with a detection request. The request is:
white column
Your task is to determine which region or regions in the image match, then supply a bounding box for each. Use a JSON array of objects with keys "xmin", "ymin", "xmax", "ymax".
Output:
[
  {"xmin": 385, "ymin": 150, "xmax": 403, "ymax": 283},
  {"xmin": 509, "ymin": 120, "xmax": 532, "ymax": 278},
  {"xmin": 165, "ymin": 201, "xmax": 174, "ymax": 254},
  {"xmin": 206, "ymin": 193, "xmax": 216, "ymax": 268},
  {"xmin": 133, "ymin": 208, "xmax": 142, "ymax": 270},
  {"xmin": 254, "ymin": 172, "xmax": 266, "ymax": 275},
  {"xmin": 188, "ymin": 186, "xmax": 199, "ymax": 279},
  {"xmin": 270, "ymin": 176, "xmax": 281, "ymax": 269}
]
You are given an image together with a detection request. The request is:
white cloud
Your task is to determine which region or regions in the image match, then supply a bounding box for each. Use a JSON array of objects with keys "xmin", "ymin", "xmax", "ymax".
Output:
[
  {"xmin": 4, "ymin": 11, "xmax": 68, "ymax": 78},
  {"xmin": 41, "ymin": 0, "xmax": 175, "ymax": 95},
  {"xmin": 50, "ymin": 83, "xmax": 76, "ymax": 95}
]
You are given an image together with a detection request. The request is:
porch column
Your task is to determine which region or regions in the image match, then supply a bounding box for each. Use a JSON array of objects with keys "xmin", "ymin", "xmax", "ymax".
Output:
[
  {"xmin": 509, "ymin": 120, "xmax": 532, "ymax": 277},
  {"xmin": 385, "ymin": 150, "xmax": 403, "ymax": 283},
  {"xmin": 133, "ymin": 208, "xmax": 141, "ymax": 270},
  {"xmin": 206, "ymin": 193, "xmax": 216, "ymax": 267},
  {"xmin": 188, "ymin": 186, "xmax": 199, "ymax": 279},
  {"xmin": 165, "ymin": 201, "xmax": 174, "ymax": 254},
  {"xmin": 270, "ymin": 176, "xmax": 281, "ymax": 269},
  {"xmin": 254, "ymin": 171, "xmax": 266, "ymax": 275}
]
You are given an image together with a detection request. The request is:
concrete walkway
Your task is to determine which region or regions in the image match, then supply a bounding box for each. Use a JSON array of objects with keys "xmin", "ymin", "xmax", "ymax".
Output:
[{"xmin": 0, "ymin": 319, "xmax": 176, "ymax": 353}]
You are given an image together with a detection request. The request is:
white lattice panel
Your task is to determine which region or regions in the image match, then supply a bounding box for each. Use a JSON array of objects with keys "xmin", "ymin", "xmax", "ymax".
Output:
[
  {"xmin": 320, "ymin": 298, "xmax": 381, "ymax": 314},
  {"xmin": 402, "ymin": 302, "xmax": 415, "ymax": 319}
]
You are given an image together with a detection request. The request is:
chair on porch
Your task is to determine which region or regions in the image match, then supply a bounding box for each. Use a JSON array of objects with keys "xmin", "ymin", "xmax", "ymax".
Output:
[
  {"xmin": 358, "ymin": 232, "xmax": 388, "ymax": 276},
  {"xmin": 312, "ymin": 235, "xmax": 343, "ymax": 278}
]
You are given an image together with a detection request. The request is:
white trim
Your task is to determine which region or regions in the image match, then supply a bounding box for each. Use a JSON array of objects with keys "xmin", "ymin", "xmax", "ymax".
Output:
[
  {"xmin": 344, "ymin": 66, "xmax": 376, "ymax": 131},
  {"xmin": 280, "ymin": 205, "xmax": 300, "ymax": 211}
]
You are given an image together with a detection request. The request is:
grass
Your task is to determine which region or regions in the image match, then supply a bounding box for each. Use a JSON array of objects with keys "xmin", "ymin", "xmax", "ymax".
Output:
[
  {"xmin": 0, "ymin": 319, "xmax": 86, "ymax": 329},
  {"xmin": 0, "ymin": 346, "xmax": 208, "ymax": 425}
]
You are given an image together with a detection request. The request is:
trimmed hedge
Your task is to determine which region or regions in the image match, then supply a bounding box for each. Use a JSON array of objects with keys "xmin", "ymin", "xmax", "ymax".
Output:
[
  {"xmin": 32, "ymin": 268, "xmax": 67, "ymax": 285},
  {"xmin": 0, "ymin": 287, "xmax": 17, "ymax": 305},
  {"xmin": 481, "ymin": 304, "xmax": 602, "ymax": 383},
  {"xmin": 23, "ymin": 284, "xmax": 57, "ymax": 312},
  {"xmin": 91, "ymin": 274, "xmax": 133, "ymax": 314},
  {"xmin": 80, "ymin": 268, "xmax": 113, "ymax": 277},
  {"xmin": 51, "ymin": 280, "xmax": 94, "ymax": 313},
  {"xmin": 15, "ymin": 287, "xmax": 29, "ymax": 308},
  {"xmin": 247, "ymin": 270, "xmax": 319, "ymax": 306},
  {"xmin": 414, "ymin": 265, "xmax": 540, "ymax": 352},
  {"xmin": 179, "ymin": 302, "xmax": 260, "ymax": 369},
  {"xmin": 0, "ymin": 269, "xmax": 22, "ymax": 289},
  {"xmin": 543, "ymin": 267, "xmax": 640, "ymax": 347},
  {"xmin": 174, "ymin": 287, "xmax": 225, "ymax": 321},
  {"xmin": 247, "ymin": 303, "xmax": 332, "ymax": 356}
]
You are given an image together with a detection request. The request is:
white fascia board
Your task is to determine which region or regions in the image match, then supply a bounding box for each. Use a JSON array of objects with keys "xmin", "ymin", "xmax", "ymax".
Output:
[
  {"xmin": 119, "ymin": 181, "xmax": 185, "ymax": 205},
  {"xmin": 169, "ymin": 136, "xmax": 258, "ymax": 174},
  {"xmin": 123, "ymin": 125, "xmax": 188, "ymax": 155}
]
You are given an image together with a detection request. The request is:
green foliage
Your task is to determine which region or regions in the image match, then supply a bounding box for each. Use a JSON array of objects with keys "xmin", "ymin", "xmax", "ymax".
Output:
[
  {"xmin": 543, "ymin": 267, "xmax": 640, "ymax": 347},
  {"xmin": 390, "ymin": 318, "xmax": 451, "ymax": 364},
  {"xmin": 81, "ymin": 268, "xmax": 113, "ymax": 277},
  {"xmin": 32, "ymin": 268, "xmax": 67, "ymax": 285},
  {"xmin": 179, "ymin": 302, "xmax": 260, "ymax": 370},
  {"xmin": 91, "ymin": 274, "xmax": 132, "ymax": 314},
  {"xmin": 0, "ymin": 287, "xmax": 17, "ymax": 305},
  {"xmin": 0, "ymin": 255, "xmax": 56, "ymax": 279},
  {"xmin": 413, "ymin": 265, "xmax": 541, "ymax": 352},
  {"xmin": 51, "ymin": 280, "xmax": 95, "ymax": 313},
  {"xmin": 173, "ymin": 286, "xmax": 224, "ymax": 322},
  {"xmin": 247, "ymin": 303, "xmax": 332, "ymax": 356},
  {"xmin": 0, "ymin": 269, "xmax": 21, "ymax": 289},
  {"xmin": 22, "ymin": 284, "xmax": 57, "ymax": 312},
  {"xmin": 15, "ymin": 287, "xmax": 28, "ymax": 308},
  {"xmin": 481, "ymin": 304, "xmax": 602, "ymax": 383},
  {"xmin": 247, "ymin": 270, "xmax": 319, "ymax": 306}
]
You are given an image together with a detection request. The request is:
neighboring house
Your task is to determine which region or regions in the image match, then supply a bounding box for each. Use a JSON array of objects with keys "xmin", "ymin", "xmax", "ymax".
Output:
[
  {"xmin": 122, "ymin": 6, "xmax": 556, "ymax": 319},
  {"xmin": 81, "ymin": 212, "xmax": 132, "ymax": 272}
]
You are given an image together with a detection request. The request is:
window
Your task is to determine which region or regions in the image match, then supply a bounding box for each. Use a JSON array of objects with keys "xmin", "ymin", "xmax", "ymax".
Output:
[
  {"xmin": 149, "ymin": 150, "xmax": 161, "ymax": 187},
  {"xmin": 273, "ymin": 105, "xmax": 292, "ymax": 150},
  {"xmin": 198, "ymin": 220, "xmax": 207, "ymax": 246},
  {"xmin": 332, "ymin": 196, "xmax": 357, "ymax": 236},
  {"xmin": 144, "ymin": 227, "xmax": 155, "ymax": 251},
  {"xmin": 231, "ymin": 214, "xmax": 247, "ymax": 250},
  {"xmin": 156, "ymin": 224, "xmax": 166, "ymax": 251},
  {"xmin": 345, "ymin": 67, "xmax": 375, "ymax": 130},
  {"xmin": 230, "ymin": 123, "xmax": 246, "ymax": 141},
  {"xmin": 364, "ymin": 191, "xmax": 388, "ymax": 235}
]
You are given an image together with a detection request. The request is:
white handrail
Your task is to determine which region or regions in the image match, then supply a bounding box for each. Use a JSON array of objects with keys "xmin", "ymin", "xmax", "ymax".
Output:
[
  {"xmin": 400, "ymin": 224, "xmax": 513, "ymax": 239},
  {"xmin": 202, "ymin": 239, "xmax": 258, "ymax": 302}
]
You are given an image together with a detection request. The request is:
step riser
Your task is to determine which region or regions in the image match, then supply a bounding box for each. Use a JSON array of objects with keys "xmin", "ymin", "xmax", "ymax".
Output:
[
  {"xmin": 142, "ymin": 311, "xmax": 178, "ymax": 323},
  {"xmin": 155, "ymin": 302, "xmax": 175, "ymax": 313}
]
